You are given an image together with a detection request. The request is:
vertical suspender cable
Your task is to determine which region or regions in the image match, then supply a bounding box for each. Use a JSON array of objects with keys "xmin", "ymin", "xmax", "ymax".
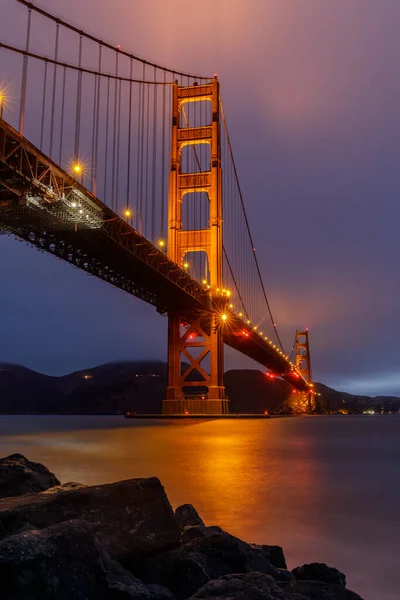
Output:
[
  {"xmin": 161, "ymin": 69, "xmax": 166, "ymax": 239},
  {"xmin": 74, "ymin": 34, "xmax": 83, "ymax": 161},
  {"xmin": 144, "ymin": 80, "xmax": 150, "ymax": 237},
  {"xmin": 19, "ymin": 7, "xmax": 32, "ymax": 135},
  {"xmin": 115, "ymin": 78, "xmax": 122, "ymax": 213},
  {"xmin": 103, "ymin": 77, "xmax": 111, "ymax": 204},
  {"xmin": 58, "ymin": 67, "xmax": 66, "ymax": 166},
  {"xmin": 49, "ymin": 22, "xmax": 59, "ymax": 157},
  {"xmin": 93, "ymin": 46, "xmax": 102, "ymax": 198},
  {"xmin": 126, "ymin": 58, "xmax": 133, "ymax": 208},
  {"xmin": 111, "ymin": 52, "xmax": 119, "ymax": 211},
  {"xmin": 91, "ymin": 64, "xmax": 98, "ymax": 193},
  {"xmin": 39, "ymin": 61, "xmax": 48, "ymax": 150},
  {"xmin": 151, "ymin": 66, "xmax": 157, "ymax": 241},
  {"xmin": 139, "ymin": 65, "xmax": 146, "ymax": 234}
]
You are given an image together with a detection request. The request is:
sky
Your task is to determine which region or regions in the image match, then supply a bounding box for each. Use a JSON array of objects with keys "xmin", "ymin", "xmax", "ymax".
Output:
[{"xmin": 1, "ymin": 0, "xmax": 400, "ymax": 395}]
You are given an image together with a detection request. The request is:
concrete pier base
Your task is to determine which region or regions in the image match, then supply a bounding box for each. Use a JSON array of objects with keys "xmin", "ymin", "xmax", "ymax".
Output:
[{"xmin": 162, "ymin": 398, "xmax": 229, "ymax": 415}]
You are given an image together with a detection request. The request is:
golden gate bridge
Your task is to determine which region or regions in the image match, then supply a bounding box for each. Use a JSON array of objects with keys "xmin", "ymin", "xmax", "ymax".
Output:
[{"xmin": 0, "ymin": 0, "xmax": 317, "ymax": 414}]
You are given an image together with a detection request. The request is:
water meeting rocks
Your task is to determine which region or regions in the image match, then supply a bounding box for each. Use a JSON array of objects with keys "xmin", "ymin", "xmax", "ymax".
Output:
[
  {"xmin": 0, "ymin": 454, "xmax": 364, "ymax": 600},
  {"xmin": 0, "ymin": 453, "xmax": 60, "ymax": 498},
  {"xmin": 0, "ymin": 476, "xmax": 181, "ymax": 565}
]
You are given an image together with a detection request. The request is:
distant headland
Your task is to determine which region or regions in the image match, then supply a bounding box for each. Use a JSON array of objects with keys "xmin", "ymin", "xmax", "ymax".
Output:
[{"xmin": 0, "ymin": 361, "xmax": 398, "ymax": 415}]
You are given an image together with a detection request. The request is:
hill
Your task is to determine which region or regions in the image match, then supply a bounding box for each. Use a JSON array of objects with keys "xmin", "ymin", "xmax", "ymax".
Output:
[{"xmin": 0, "ymin": 361, "xmax": 398, "ymax": 414}]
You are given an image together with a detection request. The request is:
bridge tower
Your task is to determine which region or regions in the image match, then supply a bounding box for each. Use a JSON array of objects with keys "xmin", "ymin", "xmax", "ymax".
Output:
[
  {"xmin": 291, "ymin": 330, "xmax": 315, "ymax": 413},
  {"xmin": 162, "ymin": 79, "xmax": 228, "ymax": 415}
]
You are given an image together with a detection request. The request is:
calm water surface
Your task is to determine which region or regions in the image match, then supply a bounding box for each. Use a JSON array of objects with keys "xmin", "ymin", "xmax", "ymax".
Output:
[{"xmin": 0, "ymin": 415, "xmax": 399, "ymax": 600}]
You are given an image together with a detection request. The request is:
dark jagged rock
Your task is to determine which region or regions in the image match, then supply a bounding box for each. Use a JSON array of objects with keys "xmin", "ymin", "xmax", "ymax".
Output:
[
  {"xmin": 105, "ymin": 558, "xmax": 176, "ymax": 600},
  {"xmin": 0, "ymin": 453, "xmax": 60, "ymax": 498},
  {"xmin": 175, "ymin": 504, "xmax": 205, "ymax": 530},
  {"xmin": 0, "ymin": 519, "xmax": 175, "ymax": 600},
  {"xmin": 181, "ymin": 525, "xmax": 223, "ymax": 543},
  {"xmin": 251, "ymin": 543, "xmax": 288, "ymax": 569},
  {"xmin": 292, "ymin": 563, "xmax": 346, "ymax": 588},
  {"xmin": 133, "ymin": 527, "xmax": 293, "ymax": 599},
  {"xmin": 189, "ymin": 572, "xmax": 286, "ymax": 599},
  {"xmin": 279, "ymin": 579, "xmax": 364, "ymax": 599},
  {"xmin": 41, "ymin": 482, "xmax": 86, "ymax": 495},
  {"xmin": 0, "ymin": 519, "xmax": 110, "ymax": 600},
  {"xmin": 0, "ymin": 476, "xmax": 180, "ymax": 567}
]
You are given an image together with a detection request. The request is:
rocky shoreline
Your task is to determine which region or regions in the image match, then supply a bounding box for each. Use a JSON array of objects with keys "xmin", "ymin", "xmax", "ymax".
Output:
[{"xmin": 0, "ymin": 454, "xmax": 363, "ymax": 599}]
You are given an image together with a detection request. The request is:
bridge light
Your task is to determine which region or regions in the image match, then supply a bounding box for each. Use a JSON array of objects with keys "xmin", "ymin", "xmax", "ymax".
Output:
[
  {"xmin": 183, "ymin": 262, "xmax": 189, "ymax": 269},
  {"xmin": 71, "ymin": 162, "xmax": 84, "ymax": 177},
  {"xmin": 0, "ymin": 85, "xmax": 11, "ymax": 117},
  {"xmin": 124, "ymin": 209, "xmax": 132, "ymax": 218},
  {"xmin": 229, "ymin": 304, "xmax": 233, "ymax": 308},
  {"xmin": 238, "ymin": 312, "xmax": 243, "ymax": 317},
  {"xmin": 247, "ymin": 320, "xmax": 251, "ymax": 324},
  {"xmin": 221, "ymin": 313, "xmax": 228, "ymax": 322},
  {"xmin": 226, "ymin": 290, "xmax": 231, "ymax": 297},
  {"xmin": 202, "ymin": 279, "xmax": 207, "ymax": 285},
  {"xmin": 158, "ymin": 239, "xmax": 165, "ymax": 248},
  {"xmin": 71, "ymin": 202, "xmax": 77, "ymax": 208},
  {"xmin": 79, "ymin": 209, "xmax": 83, "ymax": 214}
]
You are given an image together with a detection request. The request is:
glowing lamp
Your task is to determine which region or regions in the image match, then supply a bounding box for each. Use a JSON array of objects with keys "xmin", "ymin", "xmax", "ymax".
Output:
[
  {"xmin": 183, "ymin": 262, "xmax": 189, "ymax": 269},
  {"xmin": 221, "ymin": 313, "xmax": 228, "ymax": 321},
  {"xmin": 158, "ymin": 239, "xmax": 165, "ymax": 248},
  {"xmin": 124, "ymin": 209, "xmax": 132, "ymax": 218}
]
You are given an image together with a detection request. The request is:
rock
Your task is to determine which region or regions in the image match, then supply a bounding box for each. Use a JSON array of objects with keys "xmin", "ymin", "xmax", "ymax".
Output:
[
  {"xmin": 41, "ymin": 482, "xmax": 86, "ymax": 495},
  {"xmin": 175, "ymin": 504, "xmax": 205, "ymax": 530},
  {"xmin": 105, "ymin": 558, "xmax": 176, "ymax": 600},
  {"xmin": 0, "ymin": 519, "xmax": 110, "ymax": 599},
  {"xmin": 279, "ymin": 579, "xmax": 364, "ymax": 599},
  {"xmin": 146, "ymin": 585, "xmax": 177, "ymax": 600},
  {"xmin": 0, "ymin": 477, "xmax": 180, "ymax": 567},
  {"xmin": 0, "ymin": 453, "xmax": 60, "ymax": 498},
  {"xmin": 0, "ymin": 519, "xmax": 174, "ymax": 600},
  {"xmin": 251, "ymin": 543, "xmax": 287, "ymax": 569},
  {"xmin": 292, "ymin": 563, "xmax": 346, "ymax": 588},
  {"xmin": 189, "ymin": 573, "xmax": 286, "ymax": 599},
  {"xmin": 134, "ymin": 527, "xmax": 292, "ymax": 599},
  {"xmin": 181, "ymin": 525, "xmax": 223, "ymax": 543}
]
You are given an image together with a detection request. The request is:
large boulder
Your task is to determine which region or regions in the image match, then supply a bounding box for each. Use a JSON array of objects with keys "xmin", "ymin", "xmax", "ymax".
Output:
[
  {"xmin": 0, "ymin": 519, "xmax": 175, "ymax": 600},
  {"xmin": 134, "ymin": 527, "xmax": 293, "ymax": 599},
  {"xmin": 279, "ymin": 579, "xmax": 364, "ymax": 599},
  {"xmin": 292, "ymin": 563, "xmax": 346, "ymax": 588},
  {"xmin": 175, "ymin": 504, "xmax": 205, "ymax": 530},
  {"xmin": 189, "ymin": 573, "xmax": 286, "ymax": 599},
  {"xmin": 251, "ymin": 544, "xmax": 287, "ymax": 570},
  {"xmin": 0, "ymin": 477, "xmax": 180, "ymax": 567},
  {"xmin": 0, "ymin": 454, "xmax": 60, "ymax": 498}
]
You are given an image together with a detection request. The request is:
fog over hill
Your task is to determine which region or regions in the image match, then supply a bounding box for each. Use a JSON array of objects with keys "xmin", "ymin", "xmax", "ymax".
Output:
[{"xmin": 0, "ymin": 362, "xmax": 398, "ymax": 414}]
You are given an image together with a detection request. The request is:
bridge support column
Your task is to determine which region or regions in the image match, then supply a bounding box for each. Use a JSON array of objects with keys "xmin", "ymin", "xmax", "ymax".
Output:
[
  {"xmin": 163, "ymin": 314, "xmax": 228, "ymax": 415},
  {"xmin": 163, "ymin": 78, "xmax": 227, "ymax": 415},
  {"xmin": 287, "ymin": 330, "xmax": 316, "ymax": 413}
]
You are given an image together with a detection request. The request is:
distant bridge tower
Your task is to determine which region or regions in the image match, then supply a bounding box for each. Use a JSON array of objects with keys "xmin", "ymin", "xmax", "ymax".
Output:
[
  {"xmin": 291, "ymin": 329, "xmax": 316, "ymax": 413},
  {"xmin": 163, "ymin": 79, "xmax": 228, "ymax": 415}
]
